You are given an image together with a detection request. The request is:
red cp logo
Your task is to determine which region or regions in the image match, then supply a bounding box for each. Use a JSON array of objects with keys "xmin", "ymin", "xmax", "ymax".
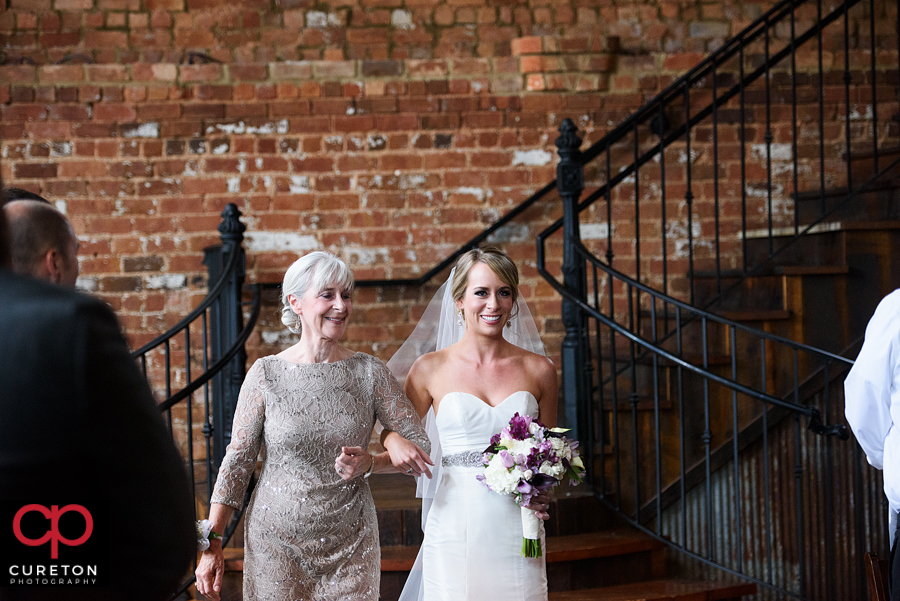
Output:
[{"xmin": 12, "ymin": 504, "xmax": 93, "ymax": 559}]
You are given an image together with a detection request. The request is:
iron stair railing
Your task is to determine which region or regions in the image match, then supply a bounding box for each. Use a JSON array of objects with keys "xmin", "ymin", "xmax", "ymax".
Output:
[{"xmin": 530, "ymin": 0, "xmax": 899, "ymax": 594}]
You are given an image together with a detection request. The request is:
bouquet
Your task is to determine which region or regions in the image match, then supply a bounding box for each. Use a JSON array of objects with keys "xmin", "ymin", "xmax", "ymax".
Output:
[{"xmin": 476, "ymin": 412, "xmax": 585, "ymax": 557}]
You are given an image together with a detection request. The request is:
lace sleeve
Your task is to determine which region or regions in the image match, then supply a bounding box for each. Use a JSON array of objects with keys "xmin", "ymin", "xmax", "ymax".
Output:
[
  {"xmin": 370, "ymin": 357, "xmax": 431, "ymax": 454},
  {"xmin": 210, "ymin": 359, "xmax": 267, "ymax": 510}
]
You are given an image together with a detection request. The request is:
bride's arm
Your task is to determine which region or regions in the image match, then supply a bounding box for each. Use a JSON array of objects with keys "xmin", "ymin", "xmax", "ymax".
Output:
[
  {"xmin": 382, "ymin": 355, "xmax": 436, "ymax": 476},
  {"xmin": 535, "ymin": 355, "xmax": 559, "ymax": 428},
  {"xmin": 525, "ymin": 356, "xmax": 559, "ymax": 521}
]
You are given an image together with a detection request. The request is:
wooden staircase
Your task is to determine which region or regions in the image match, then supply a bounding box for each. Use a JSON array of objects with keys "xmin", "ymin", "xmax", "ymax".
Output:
[
  {"xmin": 567, "ymin": 130, "xmax": 900, "ymax": 600},
  {"xmin": 200, "ymin": 473, "xmax": 756, "ymax": 600}
]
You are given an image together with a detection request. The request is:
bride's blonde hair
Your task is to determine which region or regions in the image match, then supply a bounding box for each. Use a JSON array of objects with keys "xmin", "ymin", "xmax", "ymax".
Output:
[{"xmin": 450, "ymin": 246, "xmax": 519, "ymax": 309}]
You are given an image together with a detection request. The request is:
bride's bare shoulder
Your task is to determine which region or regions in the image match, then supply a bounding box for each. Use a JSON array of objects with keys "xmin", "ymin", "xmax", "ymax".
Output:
[{"xmin": 408, "ymin": 347, "xmax": 453, "ymax": 378}]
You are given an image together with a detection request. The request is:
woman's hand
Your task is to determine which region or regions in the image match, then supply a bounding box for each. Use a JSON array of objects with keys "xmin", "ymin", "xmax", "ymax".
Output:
[
  {"xmin": 383, "ymin": 431, "xmax": 434, "ymax": 478},
  {"xmin": 195, "ymin": 543, "xmax": 225, "ymax": 600},
  {"xmin": 335, "ymin": 446, "xmax": 373, "ymax": 480},
  {"xmin": 524, "ymin": 490, "xmax": 551, "ymax": 521}
]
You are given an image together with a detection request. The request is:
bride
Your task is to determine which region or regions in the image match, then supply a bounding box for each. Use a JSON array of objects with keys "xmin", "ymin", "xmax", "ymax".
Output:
[{"xmin": 384, "ymin": 246, "xmax": 558, "ymax": 601}]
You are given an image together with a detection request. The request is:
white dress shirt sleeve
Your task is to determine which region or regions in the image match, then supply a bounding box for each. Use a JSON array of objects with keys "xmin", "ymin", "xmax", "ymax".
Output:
[{"xmin": 844, "ymin": 290, "xmax": 900, "ymax": 470}]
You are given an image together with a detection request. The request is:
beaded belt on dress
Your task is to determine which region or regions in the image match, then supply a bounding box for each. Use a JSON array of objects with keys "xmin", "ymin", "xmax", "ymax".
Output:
[{"xmin": 442, "ymin": 450, "xmax": 485, "ymax": 468}]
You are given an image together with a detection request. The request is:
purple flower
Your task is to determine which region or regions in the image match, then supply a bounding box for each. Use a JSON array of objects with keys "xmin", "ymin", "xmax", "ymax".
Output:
[
  {"xmin": 531, "ymin": 473, "xmax": 557, "ymax": 490},
  {"xmin": 503, "ymin": 413, "xmax": 533, "ymax": 440},
  {"xmin": 525, "ymin": 448, "xmax": 542, "ymax": 471},
  {"xmin": 499, "ymin": 450, "xmax": 515, "ymax": 470}
]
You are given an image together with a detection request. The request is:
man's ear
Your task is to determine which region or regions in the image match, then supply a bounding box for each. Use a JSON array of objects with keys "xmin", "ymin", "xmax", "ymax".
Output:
[{"xmin": 43, "ymin": 247, "xmax": 65, "ymax": 284}]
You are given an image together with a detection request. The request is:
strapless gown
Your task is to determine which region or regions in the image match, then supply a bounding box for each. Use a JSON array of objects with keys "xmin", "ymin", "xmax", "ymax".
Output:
[{"xmin": 421, "ymin": 390, "xmax": 549, "ymax": 601}]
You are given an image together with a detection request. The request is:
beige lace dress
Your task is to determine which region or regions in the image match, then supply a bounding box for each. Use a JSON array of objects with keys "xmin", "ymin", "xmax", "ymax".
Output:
[{"xmin": 210, "ymin": 353, "xmax": 430, "ymax": 600}]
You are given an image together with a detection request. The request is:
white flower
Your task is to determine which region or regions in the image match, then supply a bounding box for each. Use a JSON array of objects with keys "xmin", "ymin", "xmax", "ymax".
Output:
[
  {"xmin": 523, "ymin": 469, "xmax": 534, "ymax": 480},
  {"xmin": 539, "ymin": 462, "xmax": 564, "ymax": 479},
  {"xmin": 550, "ymin": 437, "xmax": 573, "ymax": 460},
  {"xmin": 196, "ymin": 519, "xmax": 220, "ymax": 552},
  {"xmin": 484, "ymin": 458, "xmax": 521, "ymax": 494},
  {"xmin": 510, "ymin": 439, "xmax": 536, "ymax": 457}
]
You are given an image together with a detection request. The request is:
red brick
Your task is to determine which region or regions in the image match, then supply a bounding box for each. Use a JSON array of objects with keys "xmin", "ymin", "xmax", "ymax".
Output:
[
  {"xmin": 2, "ymin": 105, "xmax": 48, "ymax": 121},
  {"xmin": 0, "ymin": 66, "xmax": 36, "ymax": 84},
  {"xmin": 332, "ymin": 115, "xmax": 372, "ymax": 132},
  {"xmin": 270, "ymin": 61, "xmax": 312, "ymax": 79},
  {"xmin": 179, "ymin": 64, "xmax": 223, "ymax": 83},
  {"xmin": 663, "ymin": 52, "xmax": 705, "ymax": 71},
  {"xmin": 84, "ymin": 30, "xmax": 128, "ymax": 48},
  {"xmin": 510, "ymin": 36, "xmax": 542, "ymax": 55},
  {"xmin": 229, "ymin": 64, "xmax": 268, "ymax": 80},
  {"xmin": 93, "ymin": 103, "xmax": 138, "ymax": 121},
  {"xmin": 312, "ymin": 61, "xmax": 356, "ymax": 78},
  {"xmin": 25, "ymin": 122, "xmax": 73, "ymax": 139},
  {"xmin": 14, "ymin": 163, "xmax": 58, "ymax": 179}
]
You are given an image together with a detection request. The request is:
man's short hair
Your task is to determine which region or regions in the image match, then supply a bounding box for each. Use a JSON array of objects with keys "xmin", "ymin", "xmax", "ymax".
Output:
[
  {"xmin": 1, "ymin": 187, "xmax": 51, "ymax": 204},
  {"xmin": 3, "ymin": 200, "xmax": 77, "ymax": 275}
]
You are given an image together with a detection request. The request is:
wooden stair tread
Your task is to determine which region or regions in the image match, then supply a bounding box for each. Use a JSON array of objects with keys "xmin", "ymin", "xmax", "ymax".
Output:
[
  {"xmin": 548, "ymin": 578, "xmax": 757, "ymax": 601},
  {"xmin": 371, "ymin": 472, "xmax": 419, "ymax": 510},
  {"xmin": 546, "ymin": 531, "xmax": 664, "ymax": 562},
  {"xmin": 381, "ymin": 530, "xmax": 664, "ymax": 572},
  {"xmin": 792, "ymin": 179, "xmax": 899, "ymax": 201},
  {"xmin": 776, "ymin": 264, "xmax": 850, "ymax": 276},
  {"xmin": 601, "ymin": 396, "xmax": 674, "ymax": 411},
  {"xmin": 845, "ymin": 145, "xmax": 900, "ymax": 162},
  {"xmin": 222, "ymin": 547, "xmax": 245, "ymax": 571},
  {"xmin": 718, "ymin": 309, "xmax": 790, "ymax": 322},
  {"xmin": 381, "ymin": 545, "xmax": 419, "ymax": 571}
]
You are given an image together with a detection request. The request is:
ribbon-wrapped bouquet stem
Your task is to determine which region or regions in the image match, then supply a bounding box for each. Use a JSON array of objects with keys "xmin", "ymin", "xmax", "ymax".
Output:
[{"xmin": 477, "ymin": 413, "xmax": 585, "ymax": 557}]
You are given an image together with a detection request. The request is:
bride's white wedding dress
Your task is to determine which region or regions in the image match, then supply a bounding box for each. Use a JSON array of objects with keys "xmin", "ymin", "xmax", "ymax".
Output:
[{"xmin": 419, "ymin": 390, "xmax": 548, "ymax": 601}]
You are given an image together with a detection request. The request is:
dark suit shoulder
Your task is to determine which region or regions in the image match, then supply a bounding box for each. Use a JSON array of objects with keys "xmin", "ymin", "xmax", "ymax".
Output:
[{"xmin": 0, "ymin": 270, "xmax": 117, "ymax": 331}]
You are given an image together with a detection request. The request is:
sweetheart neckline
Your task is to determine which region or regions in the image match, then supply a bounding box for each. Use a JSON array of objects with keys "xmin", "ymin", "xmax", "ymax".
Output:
[{"xmin": 435, "ymin": 390, "xmax": 537, "ymax": 416}]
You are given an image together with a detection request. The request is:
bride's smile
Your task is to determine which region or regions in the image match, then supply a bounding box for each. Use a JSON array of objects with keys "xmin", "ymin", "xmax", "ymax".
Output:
[{"xmin": 457, "ymin": 262, "xmax": 514, "ymax": 333}]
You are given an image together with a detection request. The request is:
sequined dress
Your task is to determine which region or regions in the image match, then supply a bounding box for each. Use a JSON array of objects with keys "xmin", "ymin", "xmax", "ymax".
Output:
[{"xmin": 210, "ymin": 353, "xmax": 430, "ymax": 600}]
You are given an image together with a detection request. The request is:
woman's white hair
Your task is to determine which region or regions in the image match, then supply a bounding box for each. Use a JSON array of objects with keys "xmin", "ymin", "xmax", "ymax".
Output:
[{"xmin": 280, "ymin": 251, "xmax": 354, "ymax": 334}]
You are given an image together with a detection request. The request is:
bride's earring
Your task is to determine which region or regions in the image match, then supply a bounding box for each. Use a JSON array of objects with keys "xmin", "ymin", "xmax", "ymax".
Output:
[
  {"xmin": 457, "ymin": 309, "xmax": 464, "ymax": 326},
  {"xmin": 506, "ymin": 316, "xmax": 514, "ymax": 329}
]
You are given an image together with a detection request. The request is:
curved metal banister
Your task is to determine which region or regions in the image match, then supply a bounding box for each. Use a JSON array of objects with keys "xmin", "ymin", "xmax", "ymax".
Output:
[
  {"xmin": 130, "ymin": 243, "xmax": 242, "ymax": 359},
  {"xmin": 157, "ymin": 284, "xmax": 261, "ymax": 413},
  {"xmin": 538, "ymin": 241, "xmax": 850, "ymax": 425}
]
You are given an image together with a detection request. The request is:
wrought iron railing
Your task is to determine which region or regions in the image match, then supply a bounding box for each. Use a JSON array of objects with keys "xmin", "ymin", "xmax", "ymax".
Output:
[
  {"xmin": 530, "ymin": 0, "xmax": 898, "ymax": 593},
  {"xmin": 129, "ymin": 203, "xmax": 261, "ymax": 598},
  {"xmin": 540, "ymin": 233, "xmax": 885, "ymax": 598}
]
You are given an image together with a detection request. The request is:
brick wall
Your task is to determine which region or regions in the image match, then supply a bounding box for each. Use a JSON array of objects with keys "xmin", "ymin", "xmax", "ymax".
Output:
[{"xmin": 0, "ymin": 0, "xmax": 827, "ymax": 380}]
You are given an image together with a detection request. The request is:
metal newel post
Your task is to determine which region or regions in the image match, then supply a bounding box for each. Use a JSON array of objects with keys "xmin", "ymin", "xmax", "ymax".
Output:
[
  {"xmin": 556, "ymin": 118, "xmax": 591, "ymax": 463},
  {"xmin": 205, "ymin": 203, "xmax": 247, "ymax": 472}
]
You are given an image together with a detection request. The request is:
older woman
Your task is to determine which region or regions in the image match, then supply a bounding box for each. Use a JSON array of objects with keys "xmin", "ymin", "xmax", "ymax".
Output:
[{"xmin": 195, "ymin": 251, "xmax": 431, "ymax": 601}]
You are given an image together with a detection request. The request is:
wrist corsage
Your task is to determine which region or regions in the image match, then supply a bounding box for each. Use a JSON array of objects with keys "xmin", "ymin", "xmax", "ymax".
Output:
[{"xmin": 196, "ymin": 519, "xmax": 222, "ymax": 551}]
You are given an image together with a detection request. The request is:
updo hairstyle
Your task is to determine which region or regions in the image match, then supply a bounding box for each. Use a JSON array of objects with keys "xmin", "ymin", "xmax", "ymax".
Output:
[
  {"xmin": 280, "ymin": 251, "xmax": 355, "ymax": 334},
  {"xmin": 451, "ymin": 246, "xmax": 520, "ymax": 318}
]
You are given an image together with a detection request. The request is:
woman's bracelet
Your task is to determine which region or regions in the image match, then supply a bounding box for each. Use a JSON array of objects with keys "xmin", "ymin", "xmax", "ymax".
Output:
[
  {"xmin": 363, "ymin": 454, "xmax": 376, "ymax": 479},
  {"xmin": 196, "ymin": 519, "xmax": 223, "ymax": 551}
]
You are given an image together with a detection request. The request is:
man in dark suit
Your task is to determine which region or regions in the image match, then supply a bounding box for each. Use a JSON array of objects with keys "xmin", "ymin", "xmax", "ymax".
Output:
[{"xmin": 0, "ymin": 200, "xmax": 196, "ymax": 599}]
